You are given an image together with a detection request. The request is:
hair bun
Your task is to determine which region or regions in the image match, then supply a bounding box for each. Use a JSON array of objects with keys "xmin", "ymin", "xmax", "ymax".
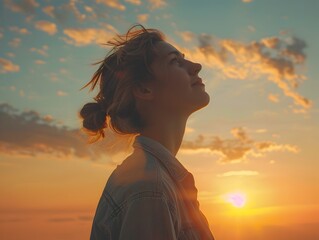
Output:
[{"xmin": 80, "ymin": 102, "xmax": 107, "ymax": 131}]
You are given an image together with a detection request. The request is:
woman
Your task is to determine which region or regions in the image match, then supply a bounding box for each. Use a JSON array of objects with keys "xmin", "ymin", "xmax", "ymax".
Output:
[{"xmin": 79, "ymin": 24, "xmax": 215, "ymax": 240}]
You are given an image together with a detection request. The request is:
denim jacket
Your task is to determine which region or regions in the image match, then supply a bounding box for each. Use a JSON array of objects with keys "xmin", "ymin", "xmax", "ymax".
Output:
[{"xmin": 90, "ymin": 135, "xmax": 215, "ymax": 240}]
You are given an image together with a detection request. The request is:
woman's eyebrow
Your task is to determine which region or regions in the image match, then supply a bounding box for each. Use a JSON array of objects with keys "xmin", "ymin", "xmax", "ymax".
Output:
[{"xmin": 167, "ymin": 50, "xmax": 185, "ymax": 58}]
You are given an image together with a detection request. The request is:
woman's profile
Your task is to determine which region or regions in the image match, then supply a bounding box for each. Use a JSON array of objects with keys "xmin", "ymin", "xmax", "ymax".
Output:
[{"xmin": 79, "ymin": 24, "xmax": 215, "ymax": 240}]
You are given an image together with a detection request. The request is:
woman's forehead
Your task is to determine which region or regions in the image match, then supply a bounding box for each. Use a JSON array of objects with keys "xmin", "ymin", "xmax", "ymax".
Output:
[{"xmin": 155, "ymin": 41, "xmax": 182, "ymax": 59}]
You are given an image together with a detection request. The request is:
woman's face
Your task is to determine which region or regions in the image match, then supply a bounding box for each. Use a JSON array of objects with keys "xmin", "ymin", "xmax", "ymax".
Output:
[{"xmin": 149, "ymin": 41, "xmax": 210, "ymax": 116}]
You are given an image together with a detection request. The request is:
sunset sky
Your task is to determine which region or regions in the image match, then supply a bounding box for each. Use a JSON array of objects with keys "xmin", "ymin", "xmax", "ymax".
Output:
[{"xmin": 1, "ymin": 0, "xmax": 319, "ymax": 239}]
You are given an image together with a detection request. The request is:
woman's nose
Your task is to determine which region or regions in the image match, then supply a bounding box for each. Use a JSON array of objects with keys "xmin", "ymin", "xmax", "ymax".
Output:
[{"xmin": 188, "ymin": 61, "xmax": 202, "ymax": 75}]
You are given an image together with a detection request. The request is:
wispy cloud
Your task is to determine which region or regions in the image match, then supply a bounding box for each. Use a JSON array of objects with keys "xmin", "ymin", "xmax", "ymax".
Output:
[
  {"xmin": 176, "ymin": 33, "xmax": 311, "ymax": 110},
  {"xmin": 148, "ymin": 0, "xmax": 167, "ymax": 10},
  {"xmin": 35, "ymin": 20, "xmax": 57, "ymax": 35},
  {"xmin": 137, "ymin": 14, "xmax": 149, "ymax": 23},
  {"xmin": 56, "ymin": 90, "xmax": 67, "ymax": 96},
  {"xmin": 217, "ymin": 170, "xmax": 259, "ymax": 177},
  {"xmin": 63, "ymin": 28, "xmax": 113, "ymax": 46},
  {"xmin": 96, "ymin": 0, "xmax": 126, "ymax": 11},
  {"xmin": 125, "ymin": 0, "xmax": 142, "ymax": 5},
  {"xmin": 34, "ymin": 60, "xmax": 46, "ymax": 65},
  {"xmin": 0, "ymin": 103, "xmax": 131, "ymax": 161},
  {"xmin": 177, "ymin": 31, "xmax": 196, "ymax": 42},
  {"xmin": 30, "ymin": 45, "xmax": 49, "ymax": 56},
  {"xmin": 9, "ymin": 38, "xmax": 21, "ymax": 48},
  {"xmin": 9, "ymin": 26, "xmax": 30, "ymax": 35},
  {"xmin": 6, "ymin": 52, "xmax": 16, "ymax": 58},
  {"xmin": 0, "ymin": 58, "xmax": 20, "ymax": 73},
  {"xmin": 4, "ymin": 0, "xmax": 39, "ymax": 14},
  {"xmin": 268, "ymin": 93, "xmax": 280, "ymax": 103},
  {"xmin": 181, "ymin": 127, "xmax": 299, "ymax": 163},
  {"xmin": 0, "ymin": 104, "xmax": 300, "ymax": 164},
  {"xmin": 42, "ymin": 5, "xmax": 55, "ymax": 18},
  {"xmin": 42, "ymin": 2, "xmax": 86, "ymax": 23}
]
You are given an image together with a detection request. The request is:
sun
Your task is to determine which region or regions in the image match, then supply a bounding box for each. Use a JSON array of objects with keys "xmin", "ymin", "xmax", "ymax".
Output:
[{"xmin": 225, "ymin": 192, "xmax": 247, "ymax": 208}]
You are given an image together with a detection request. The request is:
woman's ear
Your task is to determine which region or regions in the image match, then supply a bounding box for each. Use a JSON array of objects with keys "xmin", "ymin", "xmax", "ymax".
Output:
[{"xmin": 133, "ymin": 83, "xmax": 154, "ymax": 100}]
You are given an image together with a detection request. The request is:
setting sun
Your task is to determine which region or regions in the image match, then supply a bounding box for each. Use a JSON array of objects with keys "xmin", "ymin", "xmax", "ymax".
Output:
[{"xmin": 225, "ymin": 192, "xmax": 247, "ymax": 208}]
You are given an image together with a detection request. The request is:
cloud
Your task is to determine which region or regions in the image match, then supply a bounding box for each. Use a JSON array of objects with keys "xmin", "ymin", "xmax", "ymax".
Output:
[
  {"xmin": 56, "ymin": 90, "xmax": 67, "ymax": 96},
  {"xmin": 4, "ymin": 0, "xmax": 39, "ymax": 14},
  {"xmin": 42, "ymin": 1, "xmax": 86, "ymax": 23},
  {"xmin": 0, "ymin": 103, "xmax": 90, "ymax": 160},
  {"xmin": 125, "ymin": 0, "xmax": 141, "ymax": 5},
  {"xmin": 255, "ymin": 128, "xmax": 267, "ymax": 133},
  {"xmin": 0, "ymin": 104, "xmax": 300, "ymax": 164},
  {"xmin": 9, "ymin": 26, "xmax": 30, "ymax": 34},
  {"xmin": 180, "ymin": 127, "xmax": 299, "ymax": 163},
  {"xmin": 96, "ymin": 0, "xmax": 126, "ymax": 11},
  {"xmin": 63, "ymin": 28, "xmax": 113, "ymax": 46},
  {"xmin": 217, "ymin": 170, "xmax": 259, "ymax": 177},
  {"xmin": 42, "ymin": 5, "xmax": 55, "ymax": 18},
  {"xmin": 175, "ymin": 33, "xmax": 311, "ymax": 110},
  {"xmin": 0, "ymin": 103, "xmax": 132, "ymax": 161},
  {"xmin": 0, "ymin": 58, "xmax": 20, "ymax": 73},
  {"xmin": 35, "ymin": 20, "xmax": 57, "ymax": 35},
  {"xmin": 9, "ymin": 38, "xmax": 21, "ymax": 48},
  {"xmin": 148, "ymin": 0, "xmax": 167, "ymax": 10},
  {"xmin": 137, "ymin": 14, "xmax": 149, "ymax": 23},
  {"xmin": 177, "ymin": 31, "xmax": 196, "ymax": 42},
  {"xmin": 268, "ymin": 93, "xmax": 279, "ymax": 103},
  {"xmin": 30, "ymin": 45, "xmax": 49, "ymax": 56},
  {"xmin": 34, "ymin": 60, "xmax": 45, "ymax": 65},
  {"xmin": 7, "ymin": 52, "xmax": 16, "ymax": 58}
]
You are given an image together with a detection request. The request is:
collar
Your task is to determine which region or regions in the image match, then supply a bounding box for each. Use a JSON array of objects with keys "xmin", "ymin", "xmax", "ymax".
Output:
[{"xmin": 133, "ymin": 135, "xmax": 189, "ymax": 182}]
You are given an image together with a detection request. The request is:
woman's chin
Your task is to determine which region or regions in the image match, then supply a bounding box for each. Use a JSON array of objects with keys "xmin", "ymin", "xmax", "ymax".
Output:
[{"xmin": 191, "ymin": 92, "xmax": 210, "ymax": 113}]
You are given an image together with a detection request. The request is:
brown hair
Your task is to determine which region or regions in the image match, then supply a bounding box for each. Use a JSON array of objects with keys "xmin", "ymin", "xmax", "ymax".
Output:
[{"xmin": 79, "ymin": 24, "xmax": 165, "ymax": 143}]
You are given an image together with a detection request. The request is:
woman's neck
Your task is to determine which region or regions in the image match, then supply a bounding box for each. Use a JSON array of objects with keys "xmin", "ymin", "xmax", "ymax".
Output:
[{"xmin": 140, "ymin": 114, "xmax": 188, "ymax": 156}]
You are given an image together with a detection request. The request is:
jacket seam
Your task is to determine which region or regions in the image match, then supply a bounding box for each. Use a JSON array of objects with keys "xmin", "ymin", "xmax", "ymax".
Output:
[{"xmin": 107, "ymin": 190, "xmax": 167, "ymax": 221}]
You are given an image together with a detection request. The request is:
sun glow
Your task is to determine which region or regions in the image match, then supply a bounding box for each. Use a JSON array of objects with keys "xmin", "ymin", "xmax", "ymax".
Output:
[{"xmin": 225, "ymin": 192, "xmax": 247, "ymax": 208}]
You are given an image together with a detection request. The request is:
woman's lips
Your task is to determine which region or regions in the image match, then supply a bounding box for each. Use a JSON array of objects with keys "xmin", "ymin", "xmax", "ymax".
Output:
[{"xmin": 192, "ymin": 78, "xmax": 205, "ymax": 86}]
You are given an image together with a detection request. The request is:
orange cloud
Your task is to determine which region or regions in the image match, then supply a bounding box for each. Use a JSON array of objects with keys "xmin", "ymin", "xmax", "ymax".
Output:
[
  {"xmin": 181, "ymin": 127, "xmax": 299, "ymax": 163},
  {"xmin": 30, "ymin": 45, "xmax": 49, "ymax": 56},
  {"xmin": 0, "ymin": 103, "xmax": 132, "ymax": 161},
  {"xmin": 4, "ymin": 0, "xmax": 39, "ymax": 14},
  {"xmin": 63, "ymin": 28, "xmax": 113, "ymax": 46},
  {"xmin": 56, "ymin": 90, "xmax": 67, "ymax": 96},
  {"xmin": 34, "ymin": 60, "xmax": 45, "ymax": 65},
  {"xmin": 177, "ymin": 31, "xmax": 196, "ymax": 42},
  {"xmin": 35, "ymin": 20, "xmax": 57, "ymax": 35},
  {"xmin": 217, "ymin": 170, "xmax": 259, "ymax": 177},
  {"xmin": 176, "ymin": 33, "xmax": 311, "ymax": 110},
  {"xmin": 42, "ymin": 2, "xmax": 86, "ymax": 22},
  {"xmin": 42, "ymin": 5, "xmax": 55, "ymax": 18},
  {"xmin": 125, "ymin": 0, "xmax": 141, "ymax": 5},
  {"xmin": 268, "ymin": 94, "xmax": 279, "ymax": 103},
  {"xmin": 0, "ymin": 58, "xmax": 20, "ymax": 73},
  {"xmin": 96, "ymin": 0, "xmax": 126, "ymax": 11},
  {"xmin": 0, "ymin": 104, "xmax": 300, "ymax": 164},
  {"xmin": 9, "ymin": 26, "xmax": 30, "ymax": 34},
  {"xmin": 148, "ymin": 0, "xmax": 167, "ymax": 10},
  {"xmin": 137, "ymin": 14, "xmax": 149, "ymax": 23}
]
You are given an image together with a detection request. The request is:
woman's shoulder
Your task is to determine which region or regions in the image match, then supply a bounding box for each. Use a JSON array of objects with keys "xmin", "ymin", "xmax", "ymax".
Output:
[{"xmin": 104, "ymin": 148, "xmax": 168, "ymax": 202}]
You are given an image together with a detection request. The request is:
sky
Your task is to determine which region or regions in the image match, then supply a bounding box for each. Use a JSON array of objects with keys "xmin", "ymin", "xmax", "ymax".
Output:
[{"xmin": 0, "ymin": 0, "xmax": 319, "ymax": 239}]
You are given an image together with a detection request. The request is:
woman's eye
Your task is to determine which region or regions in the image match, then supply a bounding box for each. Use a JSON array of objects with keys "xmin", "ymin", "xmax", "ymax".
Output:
[{"xmin": 172, "ymin": 58, "xmax": 182, "ymax": 65}]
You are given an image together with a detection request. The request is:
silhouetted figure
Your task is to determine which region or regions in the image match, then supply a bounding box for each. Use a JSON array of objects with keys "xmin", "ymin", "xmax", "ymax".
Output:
[{"xmin": 79, "ymin": 24, "xmax": 214, "ymax": 240}]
